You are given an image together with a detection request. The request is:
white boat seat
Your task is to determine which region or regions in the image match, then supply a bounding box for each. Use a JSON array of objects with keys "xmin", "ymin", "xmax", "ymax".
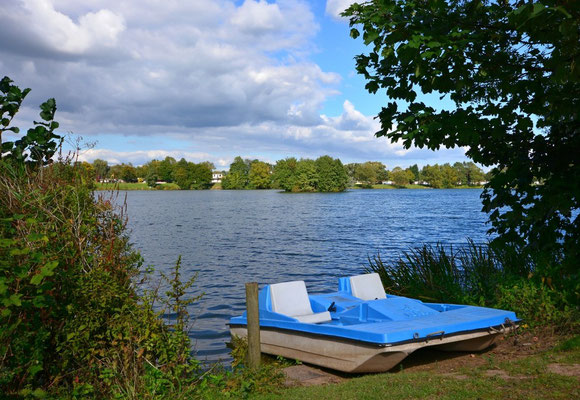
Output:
[
  {"xmin": 349, "ymin": 273, "xmax": 387, "ymax": 300},
  {"xmin": 269, "ymin": 281, "xmax": 331, "ymax": 324}
]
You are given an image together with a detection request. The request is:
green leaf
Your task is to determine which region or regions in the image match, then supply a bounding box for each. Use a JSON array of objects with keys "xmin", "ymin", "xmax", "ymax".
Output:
[
  {"xmin": 39, "ymin": 98, "xmax": 56, "ymax": 121},
  {"xmin": 28, "ymin": 364, "xmax": 43, "ymax": 378},
  {"xmin": 30, "ymin": 274, "xmax": 44, "ymax": 286},
  {"xmin": 31, "ymin": 388, "xmax": 47, "ymax": 399},
  {"xmin": 0, "ymin": 238, "xmax": 16, "ymax": 247},
  {"xmin": 9, "ymin": 294, "xmax": 22, "ymax": 306},
  {"xmin": 1, "ymin": 141, "xmax": 14, "ymax": 152},
  {"xmin": 415, "ymin": 64, "xmax": 422, "ymax": 78},
  {"xmin": 33, "ymin": 296, "xmax": 47, "ymax": 308},
  {"xmin": 10, "ymin": 248, "xmax": 30, "ymax": 256},
  {"xmin": 363, "ymin": 30, "xmax": 380, "ymax": 45},
  {"xmin": 31, "ymin": 260, "xmax": 58, "ymax": 285},
  {"xmin": 27, "ymin": 233, "xmax": 48, "ymax": 242},
  {"xmin": 530, "ymin": 3, "xmax": 546, "ymax": 17}
]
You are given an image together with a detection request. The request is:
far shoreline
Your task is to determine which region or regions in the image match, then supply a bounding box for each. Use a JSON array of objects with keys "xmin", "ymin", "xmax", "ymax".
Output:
[{"xmin": 94, "ymin": 182, "xmax": 485, "ymax": 191}]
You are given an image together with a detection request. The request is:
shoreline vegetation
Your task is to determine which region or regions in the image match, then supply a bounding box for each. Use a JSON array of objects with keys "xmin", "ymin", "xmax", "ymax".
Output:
[
  {"xmin": 94, "ymin": 181, "xmax": 486, "ymax": 191},
  {"xmin": 90, "ymin": 156, "xmax": 491, "ymax": 192}
]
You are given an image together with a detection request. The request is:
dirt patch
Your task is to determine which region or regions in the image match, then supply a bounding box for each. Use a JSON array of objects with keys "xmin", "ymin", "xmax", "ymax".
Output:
[
  {"xmin": 392, "ymin": 328, "xmax": 564, "ymax": 374},
  {"xmin": 283, "ymin": 364, "xmax": 346, "ymax": 387},
  {"xmin": 439, "ymin": 372, "xmax": 469, "ymax": 380},
  {"xmin": 547, "ymin": 363, "xmax": 580, "ymax": 378},
  {"xmin": 484, "ymin": 369, "xmax": 528, "ymax": 380}
]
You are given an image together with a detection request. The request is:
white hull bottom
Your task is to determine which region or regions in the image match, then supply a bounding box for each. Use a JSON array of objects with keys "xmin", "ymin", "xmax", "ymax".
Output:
[{"xmin": 230, "ymin": 327, "xmax": 510, "ymax": 373}]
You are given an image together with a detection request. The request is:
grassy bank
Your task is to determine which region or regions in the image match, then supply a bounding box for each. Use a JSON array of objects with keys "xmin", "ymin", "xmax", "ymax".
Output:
[
  {"xmin": 256, "ymin": 333, "xmax": 580, "ymax": 399},
  {"xmin": 95, "ymin": 182, "xmax": 181, "ymax": 190},
  {"xmin": 349, "ymin": 184, "xmax": 485, "ymax": 189}
]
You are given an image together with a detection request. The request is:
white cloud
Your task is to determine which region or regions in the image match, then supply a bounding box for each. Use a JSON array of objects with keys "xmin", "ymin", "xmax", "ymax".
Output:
[
  {"xmin": 329, "ymin": 100, "xmax": 374, "ymax": 131},
  {"xmin": 325, "ymin": 0, "xmax": 358, "ymax": 20},
  {"xmin": 7, "ymin": 0, "xmax": 125, "ymax": 55},
  {"xmin": 230, "ymin": 0, "xmax": 284, "ymax": 34},
  {"xmin": 0, "ymin": 0, "xmax": 331, "ymax": 130}
]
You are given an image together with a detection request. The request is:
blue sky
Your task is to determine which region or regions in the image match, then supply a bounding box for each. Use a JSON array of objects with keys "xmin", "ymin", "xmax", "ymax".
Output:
[{"xmin": 0, "ymin": 0, "xmax": 469, "ymax": 169}]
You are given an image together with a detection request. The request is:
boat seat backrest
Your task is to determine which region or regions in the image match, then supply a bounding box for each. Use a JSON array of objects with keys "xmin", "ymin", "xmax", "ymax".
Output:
[
  {"xmin": 269, "ymin": 281, "xmax": 331, "ymax": 324},
  {"xmin": 270, "ymin": 281, "xmax": 314, "ymax": 317},
  {"xmin": 349, "ymin": 273, "xmax": 387, "ymax": 301}
]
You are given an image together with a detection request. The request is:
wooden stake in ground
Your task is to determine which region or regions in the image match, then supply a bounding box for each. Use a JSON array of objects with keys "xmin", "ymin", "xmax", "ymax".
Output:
[{"xmin": 245, "ymin": 282, "xmax": 261, "ymax": 369}]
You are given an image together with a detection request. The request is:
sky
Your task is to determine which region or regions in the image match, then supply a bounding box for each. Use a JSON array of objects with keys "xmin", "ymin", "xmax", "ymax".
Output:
[{"xmin": 0, "ymin": 0, "xmax": 470, "ymax": 169}]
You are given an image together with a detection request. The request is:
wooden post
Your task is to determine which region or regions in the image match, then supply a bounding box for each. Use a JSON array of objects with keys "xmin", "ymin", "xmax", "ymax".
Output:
[{"xmin": 245, "ymin": 282, "xmax": 261, "ymax": 369}]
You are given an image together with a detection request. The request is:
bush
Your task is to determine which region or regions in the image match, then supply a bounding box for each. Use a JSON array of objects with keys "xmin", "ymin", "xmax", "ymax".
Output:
[
  {"xmin": 0, "ymin": 77, "xmax": 203, "ymax": 398},
  {"xmin": 496, "ymin": 281, "xmax": 578, "ymax": 330},
  {"xmin": 0, "ymin": 160, "xmax": 206, "ymax": 397}
]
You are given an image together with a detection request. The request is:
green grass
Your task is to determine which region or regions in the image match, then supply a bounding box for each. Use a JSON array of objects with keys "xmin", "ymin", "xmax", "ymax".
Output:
[
  {"xmin": 155, "ymin": 182, "xmax": 181, "ymax": 190},
  {"xmin": 366, "ymin": 184, "xmax": 484, "ymax": 189},
  {"xmin": 253, "ymin": 336, "xmax": 580, "ymax": 399},
  {"xmin": 95, "ymin": 182, "xmax": 182, "ymax": 190},
  {"xmin": 350, "ymin": 184, "xmax": 418, "ymax": 189},
  {"xmin": 95, "ymin": 182, "xmax": 151, "ymax": 190}
]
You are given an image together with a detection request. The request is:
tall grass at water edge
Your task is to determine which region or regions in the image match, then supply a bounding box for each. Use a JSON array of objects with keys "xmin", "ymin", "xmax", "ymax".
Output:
[{"xmin": 365, "ymin": 240, "xmax": 579, "ymax": 331}]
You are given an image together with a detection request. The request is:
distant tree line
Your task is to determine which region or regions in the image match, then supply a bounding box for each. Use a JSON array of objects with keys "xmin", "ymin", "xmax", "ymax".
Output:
[
  {"xmin": 84, "ymin": 156, "xmax": 490, "ymax": 191},
  {"xmin": 345, "ymin": 161, "xmax": 489, "ymax": 188},
  {"xmin": 87, "ymin": 157, "xmax": 215, "ymax": 190}
]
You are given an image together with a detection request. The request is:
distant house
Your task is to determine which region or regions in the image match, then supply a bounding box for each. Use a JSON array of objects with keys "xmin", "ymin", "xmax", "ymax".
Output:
[
  {"xmin": 381, "ymin": 180, "xmax": 394, "ymax": 185},
  {"xmin": 212, "ymin": 172, "xmax": 223, "ymax": 184}
]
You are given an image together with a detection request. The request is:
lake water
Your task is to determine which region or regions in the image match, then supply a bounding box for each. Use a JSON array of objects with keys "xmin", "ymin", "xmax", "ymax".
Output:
[{"xmin": 117, "ymin": 189, "xmax": 492, "ymax": 364}]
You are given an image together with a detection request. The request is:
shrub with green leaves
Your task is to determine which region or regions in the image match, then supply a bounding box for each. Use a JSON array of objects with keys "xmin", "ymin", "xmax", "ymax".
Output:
[{"xmin": 0, "ymin": 77, "xmax": 202, "ymax": 398}]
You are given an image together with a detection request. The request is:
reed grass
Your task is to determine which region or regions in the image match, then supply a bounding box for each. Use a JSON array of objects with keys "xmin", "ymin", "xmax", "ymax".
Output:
[{"xmin": 365, "ymin": 240, "xmax": 578, "ymax": 330}]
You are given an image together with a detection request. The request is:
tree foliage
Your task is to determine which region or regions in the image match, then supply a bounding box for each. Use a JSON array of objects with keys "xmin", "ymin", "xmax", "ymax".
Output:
[
  {"xmin": 454, "ymin": 161, "xmax": 486, "ymax": 185},
  {"xmin": 345, "ymin": 1, "xmax": 579, "ymax": 271},
  {"xmin": 421, "ymin": 165, "xmax": 444, "ymax": 188},
  {"xmin": 349, "ymin": 161, "xmax": 388, "ymax": 185},
  {"xmin": 315, "ymin": 155, "xmax": 348, "ymax": 192},
  {"xmin": 272, "ymin": 157, "xmax": 298, "ymax": 191},
  {"xmin": 248, "ymin": 160, "xmax": 272, "ymax": 189},
  {"xmin": 273, "ymin": 156, "xmax": 348, "ymax": 192},
  {"xmin": 1, "ymin": 77, "xmax": 62, "ymax": 166},
  {"xmin": 390, "ymin": 167, "xmax": 414, "ymax": 187},
  {"xmin": 222, "ymin": 156, "xmax": 251, "ymax": 190},
  {"xmin": 92, "ymin": 159, "xmax": 109, "ymax": 181}
]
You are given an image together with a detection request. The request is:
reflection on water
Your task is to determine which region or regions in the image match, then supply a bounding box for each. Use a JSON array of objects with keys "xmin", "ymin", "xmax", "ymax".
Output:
[{"xmin": 118, "ymin": 189, "xmax": 490, "ymax": 365}]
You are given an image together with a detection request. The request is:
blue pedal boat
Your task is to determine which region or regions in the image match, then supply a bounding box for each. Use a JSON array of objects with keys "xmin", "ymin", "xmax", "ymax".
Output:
[{"xmin": 229, "ymin": 273, "xmax": 519, "ymax": 373}]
